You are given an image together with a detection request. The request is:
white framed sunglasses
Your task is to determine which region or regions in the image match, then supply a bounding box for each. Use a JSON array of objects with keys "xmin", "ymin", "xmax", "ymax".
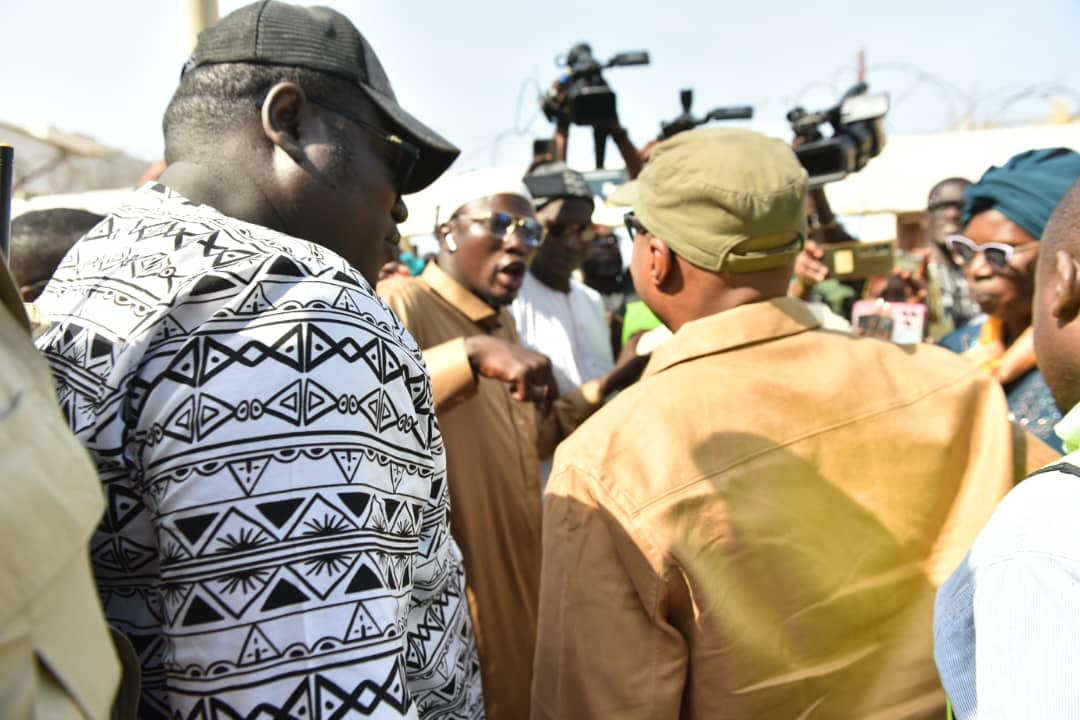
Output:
[{"xmin": 945, "ymin": 234, "xmax": 1038, "ymax": 271}]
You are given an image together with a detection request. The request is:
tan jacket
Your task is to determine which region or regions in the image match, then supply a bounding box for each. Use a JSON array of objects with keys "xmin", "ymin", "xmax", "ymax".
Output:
[
  {"xmin": 379, "ymin": 263, "xmax": 602, "ymax": 720},
  {"xmin": 533, "ymin": 297, "xmax": 1056, "ymax": 720},
  {"xmin": 0, "ymin": 262, "xmax": 122, "ymax": 719}
]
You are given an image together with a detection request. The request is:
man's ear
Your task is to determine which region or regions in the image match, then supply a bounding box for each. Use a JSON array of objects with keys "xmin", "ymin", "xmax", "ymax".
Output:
[
  {"xmin": 647, "ymin": 235, "xmax": 674, "ymax": 288},
  {"xmin": 1051, "ymin": 249, "xmax": 1080, "ymax": 321},
  {"xmin": 261, "ymin": 82, "xmax": 308, "ymax": 163}
]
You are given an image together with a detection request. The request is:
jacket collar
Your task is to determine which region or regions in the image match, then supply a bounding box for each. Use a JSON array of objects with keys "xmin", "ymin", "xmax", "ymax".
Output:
[
  {"xmin": 645, "ymin": 297, "xmax": 822, "ymax": 378},
  {"xmin": 421, "ymin": 261, "xmax": 500, "ymax": 328}
]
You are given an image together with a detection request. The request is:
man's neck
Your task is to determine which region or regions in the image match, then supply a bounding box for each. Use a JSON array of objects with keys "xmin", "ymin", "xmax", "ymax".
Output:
[
  {"xmin": 585, "ymin": 273, "xmax": 623, "ymax": 295},
  {"xmin": 656, "ymin": 264, "xmax": 792, "ymax": 334},
  {"xmin": 434, "ymin": 257, "xmax": 506, "ymax": 311},
  {"xmin": 157, "ymin": 160, "xmax": 286, "ymax": 234},
  {"xmin": 662, "ymin": 289, "xmax": 781, "ymax": 334},
  {"xmin": 529, "ymin": 264, "xmax": 571, "ymax": 294}
]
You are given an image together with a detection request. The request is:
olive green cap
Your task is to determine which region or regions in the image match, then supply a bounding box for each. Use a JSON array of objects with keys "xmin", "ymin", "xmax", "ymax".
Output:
[{"xmin": 612, "ymin": 127, "xmax": 808, "ymax": 272}]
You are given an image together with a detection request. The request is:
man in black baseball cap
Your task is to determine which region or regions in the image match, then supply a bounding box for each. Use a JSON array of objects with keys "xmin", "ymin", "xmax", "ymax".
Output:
[
  {"xmin": 33, "ymin": 3, "xmax": 484, "ymax": 719},
  {"xmin": 165, "ymin": 0, "xmax": 459, "ymax": 282}
]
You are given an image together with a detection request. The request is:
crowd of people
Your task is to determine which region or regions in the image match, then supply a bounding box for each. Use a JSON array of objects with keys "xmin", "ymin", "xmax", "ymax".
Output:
[{"xmin": 4, "ymin": 2, "xmax": 1080, "ymax": 719}]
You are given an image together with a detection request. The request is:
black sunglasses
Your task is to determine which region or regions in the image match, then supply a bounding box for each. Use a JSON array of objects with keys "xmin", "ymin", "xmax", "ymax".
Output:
[
  {"xmin": 311, "ymin": 100, "xmax": 419, "ymax": 195},
  {"xmin": 624, "ymin": 211, "xmax": 649, "ymax": 238}
]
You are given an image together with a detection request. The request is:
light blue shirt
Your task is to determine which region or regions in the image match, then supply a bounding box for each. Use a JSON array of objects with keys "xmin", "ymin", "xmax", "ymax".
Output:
[{"xmin": 934, "ymin": 404, "xmax": 1080, "ymax": 719}]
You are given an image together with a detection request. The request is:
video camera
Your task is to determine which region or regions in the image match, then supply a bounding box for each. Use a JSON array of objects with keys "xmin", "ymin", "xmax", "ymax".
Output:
[
  {"xmin": 658, "ymin": 88, "xmax": 753, "ymax": 140},
  {"xmin": 787, "ymin": 83, "xmax": 889, "ymax": 187},
  {"xmin": 541, "ymin": 43, "xmax": 650, "ymax": 128}
]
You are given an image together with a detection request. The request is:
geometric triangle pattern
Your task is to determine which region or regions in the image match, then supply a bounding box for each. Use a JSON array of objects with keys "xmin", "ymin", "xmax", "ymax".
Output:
[
  {"xmin": 204, "ymin": 508, "xmax": 276, "ymax": 555},
  {"xmin": 345, "ymin": 601, "xmax": 387, "ymax": 643},
  {"xmin": 291, "ymin": 551, "xmax": 359, "ymax": 600},
  {"xmin": 256, "ymin": 498, "xmax": 304, "ymax": 529},
  {"xmin": 286, "ymin": 495, "xmax": 358, "ymax": 540},
  {"xmin": 34, "ymin": 184, "xmax": 481, "ymax": 719},
  {"xmin": 196, "ymin": 393, "xmax": 235, "ymax": 439},
  {"xmin": 210, "ymin": 568, "xmax": 275, "ymax": 619},
  {"xmin": 331, "ymin": 449, "xmax": 364, "ymax": 483},
  {"xmin": 260, "ymin": 577, "xmax": 311, "ymax": 612},
  {"xmin": 181, "ymin": 595, "xmax": 225, "ymax": 627},
  {"xmin": 238, "ymin": 624, "xmax": 282, "ymax": 665},
  {"xmin": 227, "ymin": 457, "xmax": 271, "ymax": 496},
  {"xmin": 106, "ymin": 484, "xmax": 146, "ymax": 532}
]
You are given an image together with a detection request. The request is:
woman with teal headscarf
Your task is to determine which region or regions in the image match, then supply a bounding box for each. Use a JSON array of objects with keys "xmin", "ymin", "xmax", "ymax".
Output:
[{"xmin": 940, "ymin": 147, "xmax": 1080, "ymax": 451}]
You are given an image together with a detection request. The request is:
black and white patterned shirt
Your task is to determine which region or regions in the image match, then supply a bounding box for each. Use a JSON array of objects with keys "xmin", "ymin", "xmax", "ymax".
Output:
[{"xmin": 36, "ymin": 184, "xmax": 485, "ymax": 720}]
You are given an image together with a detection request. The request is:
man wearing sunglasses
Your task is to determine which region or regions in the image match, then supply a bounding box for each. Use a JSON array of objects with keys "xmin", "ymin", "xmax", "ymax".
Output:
[
  {"xmin": 511, "ymin": 163, "xmax": 650, "ymax": 490},
  {"xmin": 380, "ymin": 168, "xmax": 611, "ymax": 720},
  {"xmin": 531, "ymin": 127, "xmax": 1054, "ymax": 720},
  {"xmin": 32, "ymin": 3, "xmax": 484, "ymax": 719}
]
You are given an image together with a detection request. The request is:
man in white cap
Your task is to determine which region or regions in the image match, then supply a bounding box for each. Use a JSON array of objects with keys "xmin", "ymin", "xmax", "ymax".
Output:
[{"xmin": 379, "ymin": 168, "xmax": 603, "ymax": 720}]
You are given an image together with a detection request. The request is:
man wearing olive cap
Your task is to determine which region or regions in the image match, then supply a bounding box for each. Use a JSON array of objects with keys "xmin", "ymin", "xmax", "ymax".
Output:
[
  {"xmin": 34, "ymin": 2, "xmax": 483, "ymax": 718},
  {"xmin": 531, "ymin": 127, "xmax": 1056, "ymax": 720}
]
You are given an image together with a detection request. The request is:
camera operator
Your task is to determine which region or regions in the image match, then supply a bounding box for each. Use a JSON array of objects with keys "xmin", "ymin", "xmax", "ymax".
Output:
[
  {"xmin": 545, "ymin": 78, "xmax": 645, "ymax": 179},
  {"xmin": 787, "ymin": 172, "xmax": 865, "ymax": 319}
]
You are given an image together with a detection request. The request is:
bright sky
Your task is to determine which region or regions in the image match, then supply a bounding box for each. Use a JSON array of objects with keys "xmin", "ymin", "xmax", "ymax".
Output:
[{"xmin": 5, "ymin": 0, "xmax": 1079, "ymax": 175}]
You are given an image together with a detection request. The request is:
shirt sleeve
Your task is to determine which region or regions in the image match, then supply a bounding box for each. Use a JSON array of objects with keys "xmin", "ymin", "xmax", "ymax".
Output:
[
  {"xmin": 971, "ymin": 554, "xmax": 1080, "ymax": 717},
  {"xmin": 532, "ymin": 465, "xmax": 686, "ymax": 719},
  {"xmin": 422, "ymin": 338, "xmax": 479, "ymax": 413},
  {"xmin": 935, "ymin": 471, "xmax": 1080, "ymax": 719},
  {"xmin": 937, "ymin": 551, "xmax": 1080, "ymax": 719},
  {"xmin": 134, "ymin": 264, "xmax": 483, "ymax": 719}
]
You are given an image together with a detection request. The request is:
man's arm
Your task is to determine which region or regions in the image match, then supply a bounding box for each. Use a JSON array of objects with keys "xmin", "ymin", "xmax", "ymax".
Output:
[
  {"xmin": 536, "ymin": 333, "xmax": 649, "ymax": 457},
  {"xmin": 555, "ymin": 116, "xmax": 645, "ymax": 179},
  {"xmin": 420, "ymin": 333, "xmax": 561, "ymax": 415},
  {"xmin": 379, "ymin": 280, "xmax": 558, "ymax": 414},
  {"xmin": 532, "ymin": 465, "xmax": 686, "ymax": 719}
]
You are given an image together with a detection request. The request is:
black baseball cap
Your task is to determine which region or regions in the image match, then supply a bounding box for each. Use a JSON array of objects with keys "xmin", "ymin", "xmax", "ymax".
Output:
[{"xmin": 182, "ymin": 0, "xmax": 459, "ymax": 194}]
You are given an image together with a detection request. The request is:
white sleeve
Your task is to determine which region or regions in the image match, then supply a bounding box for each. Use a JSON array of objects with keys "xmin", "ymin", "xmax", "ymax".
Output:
[
  {"xmin": 970, "ymin": 554, "xmax": 1080, "ymax": 718},
  {"xmin": 934, "ymin": 469, "xmax": 1080, "ymax": 720}
]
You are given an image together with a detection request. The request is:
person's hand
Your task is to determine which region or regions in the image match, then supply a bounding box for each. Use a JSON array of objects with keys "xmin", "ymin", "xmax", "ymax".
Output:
[
  {"xmin": 548, "ymin": 78, "xmax": 568, "ymax": 106},
  {"xmin": 865, "ymin": 249, "xmax": 930, "ymax": 304},
  {"xmin": 599, "ymin": 331, "xmax": 650, "ymax": 395},
  {"xmin": 791, "ymin": 240, "xmax": 829, "ymax": 296},
  {"xmin": 464, "ymin": 335, "xmax": 559, "ymax": 413},
  {"xmin": 638, "ymin": 139, "xmax": 661, "ymax": 164}
]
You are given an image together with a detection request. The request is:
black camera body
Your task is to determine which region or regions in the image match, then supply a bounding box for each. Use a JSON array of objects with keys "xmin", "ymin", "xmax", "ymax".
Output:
[
  {"xmin": 659, "ymin": 89, "xmax": 754, "ymax": 140},
  {"xmin": 788, "ymin": 83, "xmax": 889, "ymax": 187},
  {"xmin": 542, "ymin": 43, "xmax": 650, "ymax": 128}
]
